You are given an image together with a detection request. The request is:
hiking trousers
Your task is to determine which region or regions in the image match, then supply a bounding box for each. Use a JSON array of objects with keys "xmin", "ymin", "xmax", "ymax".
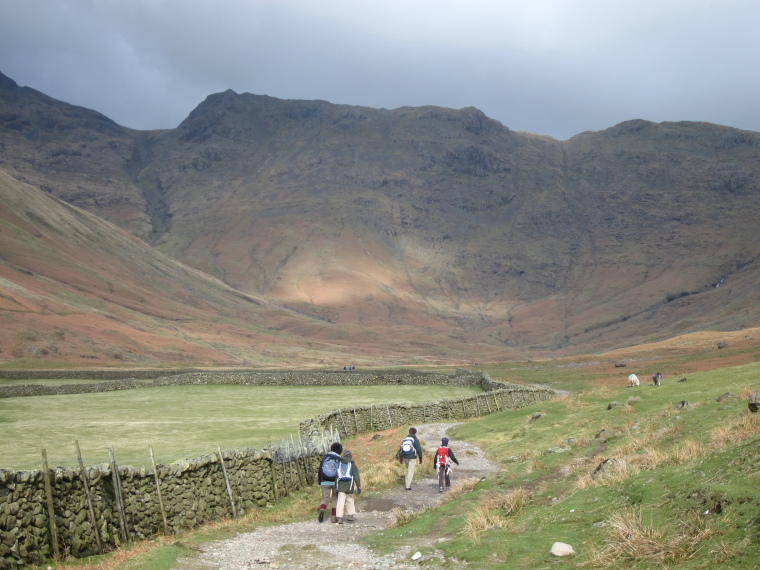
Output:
[
  {"xmin": 438, "ymin": 465, "xmax": 451, "ymax": 488},
  {"xmin": 404, "ymin": 458, "xmax": 417, "ymax": 489},
  {"xmin": 320, "ymin": 484, "xmax": 338, "ymax": 511},
  {"xmin": 336, "ymin": 491, "xmax": 355, "ymax": 518}
]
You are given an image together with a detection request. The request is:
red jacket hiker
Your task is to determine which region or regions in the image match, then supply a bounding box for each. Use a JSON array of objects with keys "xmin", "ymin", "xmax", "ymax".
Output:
[{"xmin": 434, "ymin": 437, "xmax": 459, "ymax": 492}]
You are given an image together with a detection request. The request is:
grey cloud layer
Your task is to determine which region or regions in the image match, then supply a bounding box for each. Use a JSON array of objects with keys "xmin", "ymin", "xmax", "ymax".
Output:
[{"xmin": 1, "ymin": 0, "xmax": 758, "ymax": 139}]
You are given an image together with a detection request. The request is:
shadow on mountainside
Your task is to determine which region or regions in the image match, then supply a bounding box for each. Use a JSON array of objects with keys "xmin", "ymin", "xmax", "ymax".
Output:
[{"xmin": 176, "ymin": 423, "xmax": 498, "ymax": 569}]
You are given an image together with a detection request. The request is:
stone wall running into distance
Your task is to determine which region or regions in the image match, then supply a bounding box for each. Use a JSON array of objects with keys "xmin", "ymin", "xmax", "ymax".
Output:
[{"xmin": 0, "ymin": 369, "xmax": 553, "ymax": 568}]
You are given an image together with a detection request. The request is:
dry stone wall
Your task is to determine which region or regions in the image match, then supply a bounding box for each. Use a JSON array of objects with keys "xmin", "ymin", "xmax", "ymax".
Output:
[
  {"xmin": 0, "ymin": 369, "xmax": 552, "ymax": 568},
  {"xmin": 300, "ymin": 376, "xmax": 552, "ymax": 440}
]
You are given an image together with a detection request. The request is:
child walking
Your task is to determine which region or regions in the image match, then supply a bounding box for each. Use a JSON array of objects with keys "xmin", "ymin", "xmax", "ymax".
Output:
[
  {"xmin": 434, "ymin": 437, "xmax": 459, "ymax": 492},
  {"xmin": 317, "ymin": 442, "xmax": 343, "ymax": 523},
  {"xmin": 335, "ymin": 449, "xmax": 361, "ymax": 524}
]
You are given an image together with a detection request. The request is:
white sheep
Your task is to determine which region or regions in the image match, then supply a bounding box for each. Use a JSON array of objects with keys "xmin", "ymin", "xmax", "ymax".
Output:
[{"xmin": 628, "ymin": 373, "xmax": 640, "ymax": 387}]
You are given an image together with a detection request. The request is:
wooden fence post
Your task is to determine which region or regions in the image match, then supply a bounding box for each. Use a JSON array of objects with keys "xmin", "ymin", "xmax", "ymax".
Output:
[
  {"xmin": 386, "ymin": 404, "xmax": 393, "ymax": 428},
  {"xmin": 353, "ymin": 407, "xmax": 358, "ymax": 431},
  {"xmin": 269, "ymin": 457, "xmax": 279, "ymax": 504},
  {"xmin": 75, "ymin": 441, "xmax": 103, "ymax": 554},
  {"xmin": 338, "ymin": 409, "xmax": 348, "ymax": 435},
  {"xmin": 299, "ymin": 436, "xmax": 313, "ymax": 485},
  {"xmin": 291, "ymin": 436, "xmax": 306, "ymax": 488},
  {"xmin": 217, "ymin": 447, "xmax": 237, "ymax": 518},
  {"xmin": 149, "ymin": 447, "xmax": 169, "ymax": 534},
  {"xmin": 282, "ymin": 440, "xmax": 292, "ymax": 496},
  {"xmin": 109, "ymin": 448, "xmax": 129, "ymax": 542},
  {"xmin": 41, "ymin": 449, "xmax": 60, "ymax": 561}
]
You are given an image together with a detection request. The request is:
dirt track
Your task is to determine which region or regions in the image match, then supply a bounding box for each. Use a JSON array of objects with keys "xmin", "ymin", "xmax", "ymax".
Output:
[{"xmin": 176, "ymin": 423, "xmax": 498, "ymax": 569}]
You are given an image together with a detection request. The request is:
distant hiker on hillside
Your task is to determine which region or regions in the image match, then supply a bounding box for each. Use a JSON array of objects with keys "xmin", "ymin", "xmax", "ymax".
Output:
[
  {"xmin": 335, "ymin": 449, "xmax": 361, "ymax": 524},
  {"xmin": 317, "ymin": 441, "xmax": 343, "ymax": 523},
  {"xmin": 398, "ymin": 427, "xmax": 423, "ymax": 490},
  {"xmin": 434, "ymin": 437, "xmax": 459, "ymax": 492}
]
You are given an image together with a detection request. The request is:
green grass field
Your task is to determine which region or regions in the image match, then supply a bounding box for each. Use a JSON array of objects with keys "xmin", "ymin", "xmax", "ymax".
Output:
[
  {"xmin": 363, "ymin": 360, "xmax": 760, "ymax": 568},
  {"xmin": 0, "ymin": 384, "xmax": 481, "ymax": 470},
  {"xmin": 6, "ymin": 347, "xmax": 759, "ymax": 570}
]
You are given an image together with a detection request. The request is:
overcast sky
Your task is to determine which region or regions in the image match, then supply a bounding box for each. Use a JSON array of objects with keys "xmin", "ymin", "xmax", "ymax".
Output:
[{"xmin": 1, "ymin": 0, "xmax": 758, "ymax": 140}]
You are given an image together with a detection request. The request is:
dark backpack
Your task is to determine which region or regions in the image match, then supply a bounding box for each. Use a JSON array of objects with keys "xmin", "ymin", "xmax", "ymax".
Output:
[
  {"xmin": 321, "ymin": 454, "xmax": 340, "ymax": 480},
  {"xmin": 338, "ymin": 461, "xmax": 353, "ymax": 482}
]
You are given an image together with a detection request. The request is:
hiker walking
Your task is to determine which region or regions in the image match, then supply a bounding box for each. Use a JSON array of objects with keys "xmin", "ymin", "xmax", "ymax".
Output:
[
  {"xmin": 398, "ymin": 427, "xmax": 423, "ymax": 490},
  {"xmin": 434, "ymin": 437, "xmax": 459, "ymax": 492},
  {"xmin": 317, "ymin": 442, "xmax": 343, "ymax": 523},
  {"xmin": 335, "ymin": 449, "xmax": 361, "ymax": 524}
]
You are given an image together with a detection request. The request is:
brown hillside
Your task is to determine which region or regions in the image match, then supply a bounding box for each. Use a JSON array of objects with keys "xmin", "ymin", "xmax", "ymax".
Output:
[{"xmin": 1, "ymin": 71, "xmax": 759, "ymax": 366}]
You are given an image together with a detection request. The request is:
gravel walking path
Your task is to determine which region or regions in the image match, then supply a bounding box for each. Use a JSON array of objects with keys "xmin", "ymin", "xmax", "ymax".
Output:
[{"xmin": 175, "ymin": 423, "xmax": 498, "ymax": 569}]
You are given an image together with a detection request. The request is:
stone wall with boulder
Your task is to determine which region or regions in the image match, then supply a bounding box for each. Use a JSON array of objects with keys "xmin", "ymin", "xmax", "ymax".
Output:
[{"xmin": 0, "ymin": 369, "xmax": 553, "ymax": 568}]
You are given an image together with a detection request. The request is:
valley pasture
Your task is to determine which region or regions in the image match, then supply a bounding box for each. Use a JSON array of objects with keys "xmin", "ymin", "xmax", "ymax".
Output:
[{"xmin": 0, "ymin": 383, "xmax": 481, "ymax": 471}]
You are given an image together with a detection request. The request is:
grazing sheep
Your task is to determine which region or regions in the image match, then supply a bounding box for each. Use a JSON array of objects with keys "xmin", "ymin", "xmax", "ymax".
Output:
[
  {"xmin": 628, "ymin": 374, "xmax": 640, "ymax": 387},
  {"xmin": 652, "ymin": 372, "xmax": 663, "ymax": 386}
]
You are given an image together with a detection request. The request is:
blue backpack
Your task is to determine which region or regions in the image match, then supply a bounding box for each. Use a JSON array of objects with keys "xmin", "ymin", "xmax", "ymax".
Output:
[{"xmin": 321, "ymin": 455, "xmax": 340, "ymax": 480}]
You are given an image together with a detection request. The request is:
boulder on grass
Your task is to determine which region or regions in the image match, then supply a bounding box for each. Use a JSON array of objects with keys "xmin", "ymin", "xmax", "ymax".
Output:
[{"xmin": 550, "ymin": 542, "xmax": 576, "ymax": 556}]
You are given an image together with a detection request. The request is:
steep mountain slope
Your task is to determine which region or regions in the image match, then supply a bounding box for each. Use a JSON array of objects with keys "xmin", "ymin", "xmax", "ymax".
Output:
[
  {"xmin": 1, "ymin": 70, "xmax": 759, "ymax": 364},
  {"xmin": 1, "ymin": 169, "xmax": 525, "ymax": 366},
  {"xmin": 0, "ymin": 169, "xmax": 345, "ymax": 366}
]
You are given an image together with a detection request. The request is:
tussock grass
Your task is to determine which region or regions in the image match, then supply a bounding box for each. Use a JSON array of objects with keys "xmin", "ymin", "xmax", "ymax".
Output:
[
  {"xmin": 390, "ymin": 505, "xmax": 433, "ymax": 528},
  {"xmin": 463, "ymin": 506, "xmax": 507, "ymax": 543},
  {"xmin": 737, "ymin": 385, "xmax": 756, "ymax": 399},
  {"xmin": 672, "ymin": 439, "xmax": 706, "ymax": 464},
  {"xmin": 710, "ymin": 409, "xmax": 760, "ymax": 446},
  {"xmin": 360, "ymin": 460, "xmax": 405, "ymax": 490},
  {"xmin": 482, "ymin": 487, "xmax": 530, "ymax": 515},
  {"xmin": 525, "ymin": 459, "xmax": 545, "ymax": 474},
  {"xmin": 621, "ymin": 402, "xmax": 636, "ymax": 414},
  {"xmin": 576, "ymin": 458, "xmax": 638, "ymax": 489},
  {"xmin": 629, "ymin": 446, "xmax": 668, "ymax": 470},
  {"xmin": 586, "ymin": 508, "xmax": 713, "ymax": 567}
]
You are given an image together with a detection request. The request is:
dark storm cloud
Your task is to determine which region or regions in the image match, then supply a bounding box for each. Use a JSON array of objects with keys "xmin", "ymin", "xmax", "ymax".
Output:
[{"xmin": 1, "ymin": 0, "xmax": 758, "ymax": 139}]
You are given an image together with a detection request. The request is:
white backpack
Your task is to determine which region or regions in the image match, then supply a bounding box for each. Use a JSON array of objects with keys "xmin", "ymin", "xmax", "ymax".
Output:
[
  {"xmin": 338, "ymin": 461, "xmax": 353, "ymax": 482},
  {"xmin": 400, "ymin": 436, "xmax": 415, "ymax": 455}
]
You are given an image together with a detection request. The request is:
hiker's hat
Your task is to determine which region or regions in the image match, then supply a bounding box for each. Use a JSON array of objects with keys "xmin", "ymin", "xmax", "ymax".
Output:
[{"xmin": 442, "ymin": 437, "xmax": 449, "ymax": 445}]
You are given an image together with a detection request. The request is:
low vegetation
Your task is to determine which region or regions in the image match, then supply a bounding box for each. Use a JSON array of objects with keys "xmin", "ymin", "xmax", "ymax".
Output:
[
  {"xmin": 20, "ymin": 341, "xmax": 760, "ymax": 569},
  {"xmin": 362, "ymin": 358, "xmax": 759, "ymax": 568}
]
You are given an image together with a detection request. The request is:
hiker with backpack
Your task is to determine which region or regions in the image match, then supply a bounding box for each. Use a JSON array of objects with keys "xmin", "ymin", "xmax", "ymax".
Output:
[
  {"xmin": 434, "ymin": 437, "xmax": 459, "ymax": 492},
  {"xmin": 335, "ymin": 449, "xmax": 361, "ymax": 524},
  {"xmin": 398, "ymin": 427, "xmax": 423, "ymax": 490},
  {"xmin": 317, "ymin": 442, "xmax": 343, "ymax": 523}
]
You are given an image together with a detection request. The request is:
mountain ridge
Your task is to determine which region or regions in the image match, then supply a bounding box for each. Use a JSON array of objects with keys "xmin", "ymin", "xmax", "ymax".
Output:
[{"xmin": 1, "ymin": 70, "xmax": 759, "ymax": 366}]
